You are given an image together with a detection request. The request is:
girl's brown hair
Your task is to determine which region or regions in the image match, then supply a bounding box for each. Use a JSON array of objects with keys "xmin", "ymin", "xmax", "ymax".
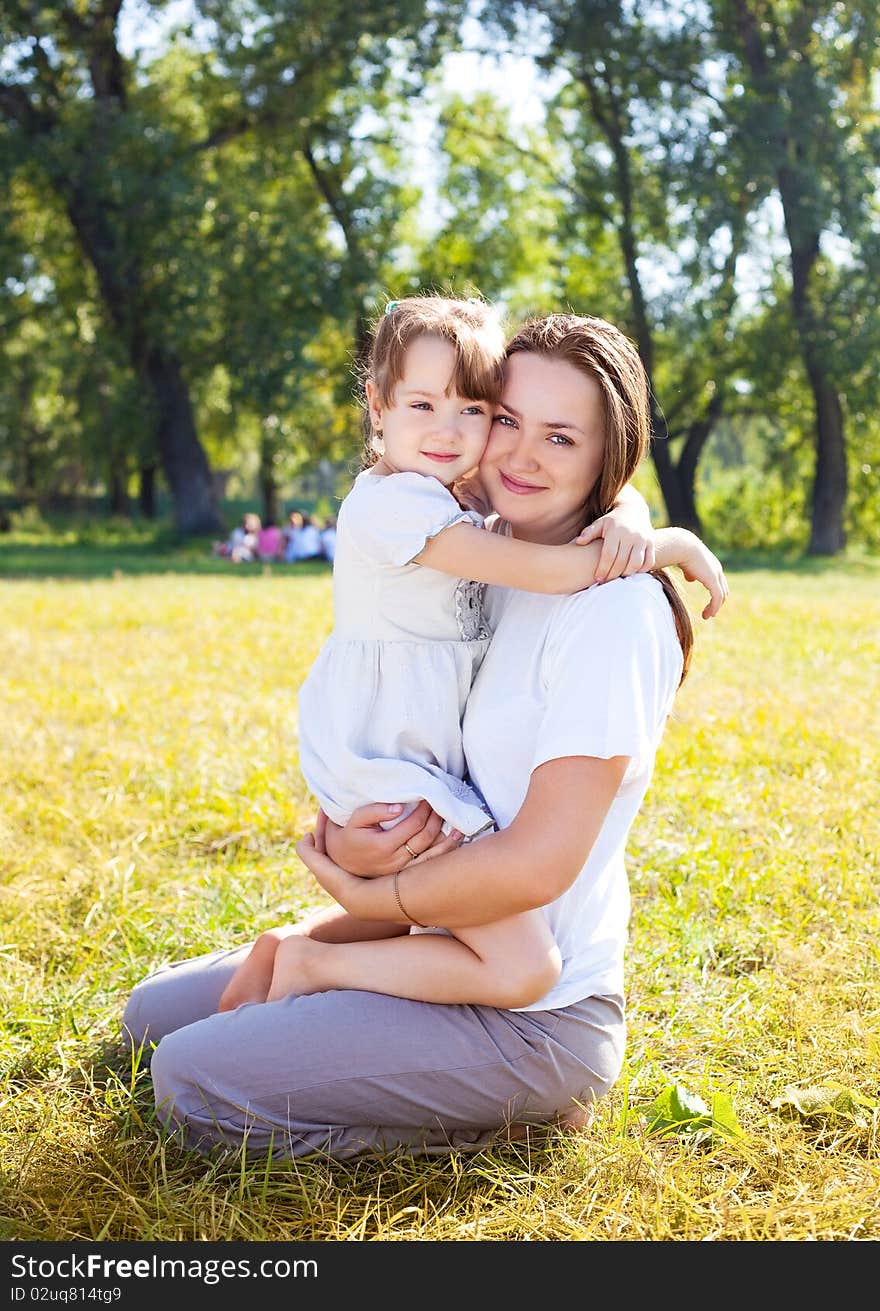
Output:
[
  {"xmin": 506, "ymin": 313, "xmax": 693, "ymax": 679},
  {"xmin": 360, "ymin": 295, "xmax": 506, "ymax": 467}
]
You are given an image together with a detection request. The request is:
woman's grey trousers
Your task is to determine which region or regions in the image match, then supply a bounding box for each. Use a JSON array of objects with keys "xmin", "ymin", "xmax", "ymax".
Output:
[{"xmin": 122, "ymin": 945, "xmax": 625, "ymax": 1160}]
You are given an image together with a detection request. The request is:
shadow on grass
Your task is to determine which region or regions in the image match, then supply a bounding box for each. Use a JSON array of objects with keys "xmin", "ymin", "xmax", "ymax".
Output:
[
  {"xmin": 0, "ymin": 539, "xmax": 333, "ymax": 581},
  {"xmin": 1, "ymin": 530, "xmax": 875, "ymax": 581},
  {"xmin": 707, "ymin": 547, "xmax": 879, "ymax": 575}
]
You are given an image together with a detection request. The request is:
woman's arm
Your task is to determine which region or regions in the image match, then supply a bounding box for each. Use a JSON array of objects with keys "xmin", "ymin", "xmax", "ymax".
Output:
[
  {"xmin": 285, "ymin": 901, "xmax": 409, "ymax": 943},
  {"xmin": 296, "ymin": 754, "xmax": 629, "ymax": 928}
]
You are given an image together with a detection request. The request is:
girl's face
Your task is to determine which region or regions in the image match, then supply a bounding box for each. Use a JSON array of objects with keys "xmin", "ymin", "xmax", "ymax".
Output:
[
  {"xmin": 366, "ymin": 335, "xmax": 493, "ymax": 486},
  {"xmin": 480, "ymin": 351, "xmax": 606, "ymax": 545}
]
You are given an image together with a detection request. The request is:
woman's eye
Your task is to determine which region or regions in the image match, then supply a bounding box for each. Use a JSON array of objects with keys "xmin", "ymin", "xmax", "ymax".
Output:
[
  {"xmin": 548, "ymin": 433, "xmax": 573, "ymax": 446},
  {"xmin": 493, "ymin": 414, "xmax": 515, "ymax": 427}
]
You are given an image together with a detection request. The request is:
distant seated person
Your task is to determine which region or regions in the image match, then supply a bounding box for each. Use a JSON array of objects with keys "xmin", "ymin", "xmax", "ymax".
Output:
[
  {"xmin": 319, "ymin": 515, "xmax": 337, "ymax": 563},
  {"xmin": 213, "ymin": 512, "xmax": 261, "ymax": 563},
  {"xmin": 282, "ymin": 510, "xmax": 304, "ymax": 557},
  {"xmin": 256, "ymin": 518, "xmax": 284, "ymax": 562},
  {"xmin": 284, "ymin": 511, "xmax": 323, "ymax": 563}
]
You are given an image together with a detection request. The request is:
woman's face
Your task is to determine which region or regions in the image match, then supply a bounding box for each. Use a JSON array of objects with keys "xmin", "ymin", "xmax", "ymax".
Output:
[{"xmin": 479, "ymin": 352, "xmax": 606, "ymax": 545}]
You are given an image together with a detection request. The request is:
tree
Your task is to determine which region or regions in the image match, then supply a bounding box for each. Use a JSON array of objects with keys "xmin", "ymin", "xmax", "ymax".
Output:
[
  {"xmin": 0, "ymin": 1, "xmax": 469, "ymax": 533},
  {"xmin": 713, "ymin": 0, "xmax": 880, "ymax": 553},
  {"xmin": 0, "ymin": 1, "xmax": 226, "ymax": 533},
  {"xmin": 478, "ymin": 0, "xmax": 749, "ymax": 532}
]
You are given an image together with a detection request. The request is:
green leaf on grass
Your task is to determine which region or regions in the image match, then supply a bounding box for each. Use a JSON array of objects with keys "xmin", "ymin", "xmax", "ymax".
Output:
[
  {"xmin": 771, "ymin": 1084, "xmax": 878, "ymax": 1125},
  {"xmin": 636, "ymin": 1083, "xmax": 743, "ymax": 1144}
]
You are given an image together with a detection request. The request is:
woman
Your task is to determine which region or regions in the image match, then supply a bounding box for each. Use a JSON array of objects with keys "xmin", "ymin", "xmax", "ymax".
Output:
[{"xmin": 123, "ymin": 313, "xmax": 728, "ymax": 1159}]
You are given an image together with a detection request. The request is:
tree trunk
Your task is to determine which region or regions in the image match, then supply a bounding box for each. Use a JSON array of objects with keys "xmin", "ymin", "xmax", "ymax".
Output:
[
  {"xmin": 143, "ymin": 347, "xmax": 222, "ymax": 536},
  {"xmin": 731, "ymin": 0, "xmax": 847, "ymax": 555},
  {"xmin": 789, "ymin": 242, "xmax": 848, "ymax": 555},
  {"xmin": 650, "ymin": 435, "xmax": 699, "ymax": 532},
  {"xmin": 260, "ymin": 467, "xmax": 280, "ymax": 527},
  {"xmin": 138, "ymin": 464, "xmax": 157, "ymax": 519},
  {"xmin": 60, "ymin": 193, "xmax": 221, "ymax": 536},
  {"xmin": 108, "ymin": 462, "xmax": 130, "ymax": 517},
  {"xmin": 806, "ymin": 367, "xmax": 847, "ymax": 554}
]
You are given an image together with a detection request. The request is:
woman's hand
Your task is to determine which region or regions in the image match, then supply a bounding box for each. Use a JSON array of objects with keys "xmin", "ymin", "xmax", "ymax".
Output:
[
  {"xmin": 296, "ymin": 832, "xmax": 372, "ymax": 913},
  {"xmin": 319, "ymin": 801, "xmax": 461, "ymax": 876},
  {"xmin": 573, "ymin": 511, "xmax": 656, "ymax": 583}
]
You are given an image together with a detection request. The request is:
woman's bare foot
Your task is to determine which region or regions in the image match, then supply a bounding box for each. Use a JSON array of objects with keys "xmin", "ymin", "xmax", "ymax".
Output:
[
  {"xmin": 217, "ymin": 927, "xmax": 298, "ymax": 1012},
  {"xmin": 265, "ymin": 934, "xmax": 326, "ymax": 1002},
  {"xmin": 500, "ymin": 1101, "xmax": 595, "ymax": 1144},
  {"xmin": 556, "ymin": 1101, "xmax": 595, "ymax": 1133}
]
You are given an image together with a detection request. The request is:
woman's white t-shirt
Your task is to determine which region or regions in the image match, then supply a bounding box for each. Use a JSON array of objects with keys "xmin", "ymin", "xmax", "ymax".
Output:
[{"xmin": 462, "ymin": 573, "xmax": 684, "ymax": 1012}]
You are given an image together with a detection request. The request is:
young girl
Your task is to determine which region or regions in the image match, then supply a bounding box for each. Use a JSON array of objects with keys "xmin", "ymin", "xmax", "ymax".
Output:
[{"xmin": 218, "ymin": 294, "xmax": 706, "ymax": 1013}]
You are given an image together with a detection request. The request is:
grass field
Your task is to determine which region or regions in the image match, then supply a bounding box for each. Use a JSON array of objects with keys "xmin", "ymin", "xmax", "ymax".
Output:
[{"xmin": 1, "ymin": 544, "xmax": 878, "ymax": 1242}]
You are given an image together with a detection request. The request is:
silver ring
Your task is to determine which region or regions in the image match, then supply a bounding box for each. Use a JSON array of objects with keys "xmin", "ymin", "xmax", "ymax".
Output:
[{"xmin": 403, "ymin": 840, "xmax": 417, "ymax": 859}]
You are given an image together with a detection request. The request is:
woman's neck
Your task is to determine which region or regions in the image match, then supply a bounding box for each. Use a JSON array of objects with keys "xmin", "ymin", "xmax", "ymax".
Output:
[{"xmin": 499, "ymin": 515, "xmax": 583, "ymax": 547}]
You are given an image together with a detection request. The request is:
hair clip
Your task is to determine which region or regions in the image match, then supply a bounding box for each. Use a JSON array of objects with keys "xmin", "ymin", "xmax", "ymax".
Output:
[{"xmin": 384, "ymin": 300, "xmax": 400, "ymax": 316}]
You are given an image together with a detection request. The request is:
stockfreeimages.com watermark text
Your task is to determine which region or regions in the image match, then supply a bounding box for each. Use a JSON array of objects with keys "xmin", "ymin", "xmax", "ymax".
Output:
[{"xmin": 10, "ymin": 1252, "xmax": 317, "ymax": 1289}]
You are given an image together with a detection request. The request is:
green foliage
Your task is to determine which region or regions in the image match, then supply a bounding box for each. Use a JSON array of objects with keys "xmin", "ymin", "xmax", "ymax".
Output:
[
  {"xmin": 1, "ymin": 1, "xmax": 878, "ymax": 551},
  {"xmin": 772, "ymin": 1085, "xmax": 878, "ymax": 1127},
  {"xmin": 635, "ymin": 1083, "xmax": 743, "ymax": 1146}
]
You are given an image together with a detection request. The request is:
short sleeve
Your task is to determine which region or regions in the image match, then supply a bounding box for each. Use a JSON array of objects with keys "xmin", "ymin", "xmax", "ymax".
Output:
[
  {"xmin": 533, "ymin": 577, "xmax": 684, "ymax": 769},
  {"xmin": 344, "ymin": 472, "xmax": 483, "ymax": 567}
]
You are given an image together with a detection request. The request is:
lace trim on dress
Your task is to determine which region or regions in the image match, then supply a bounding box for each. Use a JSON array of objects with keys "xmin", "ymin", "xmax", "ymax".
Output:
[{"xmin": 454, "ymin": 578, "xmax": 490, "ymax": 641}]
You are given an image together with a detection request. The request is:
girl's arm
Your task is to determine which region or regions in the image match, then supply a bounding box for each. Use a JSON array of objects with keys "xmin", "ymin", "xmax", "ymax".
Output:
[
  {"xmin": 416, "ymin": 523, "xmax": 613, "ymax": 594},
  {"xmin": 416, "ymin": 520, "xmax": 727, "ymax": 614},
  {"xmin": 296, "ymin": 754, "xmax": 629, "ymax": 927},
  {"xmin": 652, "ymin": 528, "xmax": 729, "ymax": 618}
]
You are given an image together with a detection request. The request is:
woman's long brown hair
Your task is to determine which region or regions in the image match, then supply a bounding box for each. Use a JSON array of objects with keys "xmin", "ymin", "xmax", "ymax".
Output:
[{"xmin": 506, "ymin": 314, "xmax": 693, "ymax": 681}]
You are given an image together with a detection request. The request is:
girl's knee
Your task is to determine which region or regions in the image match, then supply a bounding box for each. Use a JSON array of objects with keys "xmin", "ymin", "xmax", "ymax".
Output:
[{"xmin": 503, "ymin": 941, "xmax": 562, "ymax": 1009}]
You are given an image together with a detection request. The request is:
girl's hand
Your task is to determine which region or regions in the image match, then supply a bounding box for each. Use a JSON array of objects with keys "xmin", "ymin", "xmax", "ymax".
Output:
[
  {"xmin": 453, "ymin": 467, "xmax": 491, "ymax": 517},
  {"xmin": 574, "ymin": 512, "xmax": 656, "ymax": 583},
  {"xmin": 321, "ymin": 800, "xmax": 449, "ymax": 876},
  {"xmin": 681, "ymin": 540, "xmax": 730, "ymax": 619}
]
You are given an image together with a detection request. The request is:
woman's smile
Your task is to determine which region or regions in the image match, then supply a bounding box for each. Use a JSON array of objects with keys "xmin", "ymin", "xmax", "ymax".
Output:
[{"xmin": 497, "ymin": 471, "xmax": 547, "ymax": 495}]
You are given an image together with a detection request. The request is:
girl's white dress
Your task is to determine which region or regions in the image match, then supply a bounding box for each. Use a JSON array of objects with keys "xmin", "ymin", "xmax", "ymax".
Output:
[{"xmin": 297, "ymin": 470, "xmax": 495, "ymax": 836}]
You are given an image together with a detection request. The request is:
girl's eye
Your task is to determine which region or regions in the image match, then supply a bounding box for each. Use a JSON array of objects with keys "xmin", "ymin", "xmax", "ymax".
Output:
[
  {"xmin": 411, "ymin": 402, "xmax": 432, "ymax": 411},
  {"xmin": 548, "ymin": 433, "xmax": 573, "ymax": 447},
  {"xmin": 463, "ymin": 405, "xmax": 485, "ymax": 416}
]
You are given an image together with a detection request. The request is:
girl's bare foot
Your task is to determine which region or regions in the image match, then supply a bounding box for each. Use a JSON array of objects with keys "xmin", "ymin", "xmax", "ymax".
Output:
[
  {"xmin": 217, "ymin": 927, "xmax": 297, "ymax": 1012},
  {"xmin": 265, "ymin": 934, "xmax": 325, "ymax": 1002}
]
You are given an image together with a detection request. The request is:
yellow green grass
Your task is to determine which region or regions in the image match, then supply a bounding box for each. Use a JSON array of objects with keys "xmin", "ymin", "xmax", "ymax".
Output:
[{"xmin": 1, "ymin": 559, "xmax": 878, "ymax": 1241}]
